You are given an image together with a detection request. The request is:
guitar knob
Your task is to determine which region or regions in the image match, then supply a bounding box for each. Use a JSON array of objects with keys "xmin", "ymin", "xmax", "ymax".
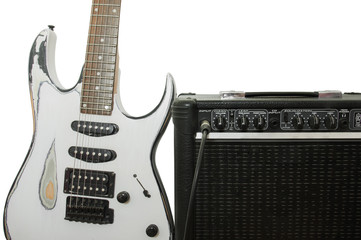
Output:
[
  {"xmin": 146, "ymin": 224, "xmax": 159, "ymax": 237},
  {"xmin": 117, "ymin": 191, "xmax": 130, "ymax": 203}
]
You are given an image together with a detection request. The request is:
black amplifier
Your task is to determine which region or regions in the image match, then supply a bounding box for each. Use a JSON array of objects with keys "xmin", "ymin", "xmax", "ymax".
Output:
[{"xmin": 172, "ymin": 91, "xmax": 361, "ymax": 240}]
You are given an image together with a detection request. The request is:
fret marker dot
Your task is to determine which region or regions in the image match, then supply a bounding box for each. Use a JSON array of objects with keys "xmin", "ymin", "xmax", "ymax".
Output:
[
  {"xmin": 97, "ymin": 72, "xmax": 101, "ymax": 76},
  {"xmin": 113, "ymin": 9, "xmax": 117, "ymax": 13},
  {"xmin": 105, "ymin": 106, "xmax": 110, "ymax": 110},
  {"xmin": 95, "ymin": 86, "xmax": 100, "ymax": 90},
  {"xmin": 98, "ymin": 56, "xmax": 103, "ymax": 60},
  {"xmin": 101, "ymin": 38, "xmax": 105, "ymax": 43},
  {"xmin": 95, "ymin": 8, "xmax": 98, "ymax": 12},
  {"xmin": 83, "ymin": 104, "xmax": 87, "ymax": 107}
]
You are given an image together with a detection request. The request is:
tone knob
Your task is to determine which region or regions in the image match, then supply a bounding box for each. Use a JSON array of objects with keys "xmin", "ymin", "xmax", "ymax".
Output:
[
  {"xmin": 146, "ymin": 224, "xmax": 159, "ymax": 237},
  {"xmin": 325, "ymin": 115, "xmax": 337, "ymax": 129},
  {"xmin": 308, "ymin": 115, "xmax": 320, "ymax": 130},
  {"xmin": 237, "ymin": 116, "xmax": 249, "ymax": 131},
  {"xmin": 214, "ymin": 115, "xmax": 227, "ymax": 130},
  {"xmin": 292, "ymin": 115, "xmax": 304, "ymax": 130},
  {"xmin": 117, "ymin": 191, "xmax": 130, "ymax": 203},
  {"xmin": 253, "ymin": 116, "xmax": 266, "ymax": 130}
]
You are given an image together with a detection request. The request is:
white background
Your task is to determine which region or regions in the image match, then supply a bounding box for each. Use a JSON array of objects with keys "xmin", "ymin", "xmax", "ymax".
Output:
[{"xmin": 1, "ymin": 0, "xmax": 361, "ymax": 238}]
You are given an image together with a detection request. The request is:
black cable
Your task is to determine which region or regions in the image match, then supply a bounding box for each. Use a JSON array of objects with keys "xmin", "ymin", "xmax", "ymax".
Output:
[{"xmin": 182, "ymin": 121, "xmax": 211, "ymax": 240}]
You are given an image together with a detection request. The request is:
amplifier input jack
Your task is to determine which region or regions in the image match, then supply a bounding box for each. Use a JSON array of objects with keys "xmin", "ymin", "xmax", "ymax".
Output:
[
  {"xmin": 270, "ymin": 118, "xmax": 279, "ymax": 129},
  {"xmin": 340, "ymin": 118, "xmax": 349, "ymax": 129}
]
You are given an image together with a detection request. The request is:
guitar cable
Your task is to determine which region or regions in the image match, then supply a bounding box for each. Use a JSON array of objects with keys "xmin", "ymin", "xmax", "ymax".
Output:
[{"xmin": 182, "ymin": 120, "xmax": 211, "ymax": 240}]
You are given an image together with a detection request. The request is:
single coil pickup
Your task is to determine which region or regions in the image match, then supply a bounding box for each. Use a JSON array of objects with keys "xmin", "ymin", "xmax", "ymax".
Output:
[
  {"xmin": 71, "ymin": 121, "xmax": 119, "ymax": 137},
  {"xmin": 65, "ymin": 196, "xmax": 114, "ymax": 224},
  {"xmin": 68, "ymin": 146, "xmax": 116, "ymax": 163},
  {"xmin": 64, "ymin": 168, "xmax": 115, "ymax": 198}
]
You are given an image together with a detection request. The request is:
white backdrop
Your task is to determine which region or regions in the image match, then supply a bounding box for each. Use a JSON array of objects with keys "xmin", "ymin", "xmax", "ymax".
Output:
[{"xmin": 1, "ymin": 0, "xmax": 361, "ymax": 238}]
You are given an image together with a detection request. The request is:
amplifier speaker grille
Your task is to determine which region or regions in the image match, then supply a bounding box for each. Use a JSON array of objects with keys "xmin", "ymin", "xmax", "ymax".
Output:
[{"xmin": 194, "ymin": 141, "xmax": 361, "ymax": 240}]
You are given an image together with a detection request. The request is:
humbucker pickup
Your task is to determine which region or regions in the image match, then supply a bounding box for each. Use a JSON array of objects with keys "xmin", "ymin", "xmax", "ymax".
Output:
[
  {"xmin": 64, "ymin": 168, "xmax": 115, "ymax": 198},
  {"xmin": 65, "ymin": 197, "xmax": 114, "ymax": 224},
  {"xmin": 68, "ymin": 146, "xmax": 116, "ymax": 163},
  {"xmin": 71, "ymin": 121, "xmax": 119, "ymax": 137}
]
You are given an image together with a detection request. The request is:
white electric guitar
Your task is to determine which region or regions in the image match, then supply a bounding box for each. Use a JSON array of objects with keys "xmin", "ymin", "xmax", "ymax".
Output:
[{"xmin": 3, "ymin": 0, "xmax": 175, "ymax": 239}]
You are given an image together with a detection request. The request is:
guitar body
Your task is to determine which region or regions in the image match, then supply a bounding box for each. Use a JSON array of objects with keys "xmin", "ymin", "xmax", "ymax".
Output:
[{"xmin": 4, "ymin": 29, "xmax": 175, "ymax": 240}]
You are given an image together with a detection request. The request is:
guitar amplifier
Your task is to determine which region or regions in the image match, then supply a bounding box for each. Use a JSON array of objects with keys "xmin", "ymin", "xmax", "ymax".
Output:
[{"xmin": 172, "ymin": 91, "xmax": 361, "ymax": 240}]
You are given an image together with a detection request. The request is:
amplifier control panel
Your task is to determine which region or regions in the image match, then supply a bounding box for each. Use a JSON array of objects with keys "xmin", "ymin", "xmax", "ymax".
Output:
[
  {"xmin": 280, "ymin": 109, "xmax": 338, "ymax": 131},
  {"xmin": 199, "ymin": 108, "xmax": 359, "ymax": 132}
]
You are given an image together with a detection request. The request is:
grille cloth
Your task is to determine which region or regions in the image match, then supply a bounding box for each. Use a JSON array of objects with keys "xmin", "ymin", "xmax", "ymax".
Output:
[{"xmin": 194, "ymin": 141, "xmax": 361, "ymax": 239}]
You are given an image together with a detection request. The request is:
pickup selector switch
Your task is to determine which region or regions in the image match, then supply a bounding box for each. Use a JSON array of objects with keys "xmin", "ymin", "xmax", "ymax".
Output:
[
  {"xmin": 308, "ymin": 115, "xmax": 320, "ymax": 130},
  {"xmin": 325, "ymin": 114, "xmax": 337, "ymax": 129},
  {"xmin": 253, "ymin": 116, "xmax": 266, "ymax": 130},
  {"xmin": 237, "ymin": 116, "xmax": 249, "ymax": 131},
  {"xmin": 292, "ymin": 115, "xmax": 304, "ymax": 130}
]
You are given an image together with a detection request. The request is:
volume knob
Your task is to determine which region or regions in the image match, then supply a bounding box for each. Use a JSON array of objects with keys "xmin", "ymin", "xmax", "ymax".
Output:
[
  {"xmin": 253, "ymin": 116, "xmax": 266, "ymax": 130},
  {"xmin": 308, "ymin": 115, "xmax": 320, "ymax": 130},
  {"xmin": 237, "ymin": 116, "xmax": 249, "ymax": 131},
  {"xmin": 325, "ymin": 115, "xmax": 337, "ymax": 129},
  {"xmin": 214, "ymin": 115, "xmax": 227, "ymax": 130},
  {"xmin": 292, "ymin": 115, "xmax": 304, "ymax": 130}
]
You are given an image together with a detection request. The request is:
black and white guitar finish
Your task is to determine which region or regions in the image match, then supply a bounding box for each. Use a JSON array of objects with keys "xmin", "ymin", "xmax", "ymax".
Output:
[{"xmin": 3, "ymin": 0, "xmax": 175, "ymax": 239}]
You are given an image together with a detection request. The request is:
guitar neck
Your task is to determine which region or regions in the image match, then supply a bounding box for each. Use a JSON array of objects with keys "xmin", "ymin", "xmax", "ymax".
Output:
[{"xmin": 81, "ymin": 0, "xmax": 122, "ymax": 116}]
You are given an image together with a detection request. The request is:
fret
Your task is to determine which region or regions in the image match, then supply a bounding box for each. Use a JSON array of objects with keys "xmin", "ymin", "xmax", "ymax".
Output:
[
  {"xmin": 82, "ymin": 93, "xmax": 113, "ymax": 100},
  {"xmin": 85, "ymin": 63, "xmax": 115, "ymax": 71},
  {"xmin": 83, "ymin": 82, "xmax": 114, "ymax": 87},
  {"xmin": 93, "ymin": 4, "xmax": 121, "ymax": 7},
  {"xmin": 84, "ymin": 76, "xmax": 115, "ymax": 80},
  {"xmin": 92, "ymin": 14, "xmax": 120, "ymax": 18},
  {"xmin": 89, "ymin": 27, "xmax": 118, "ymax": 36},
  {"xmin": 86, "ymin": 60, "xmax": 116, "ymax": 65},
  {"xmin": 90, "ymin": 24, "xmax": 119, "ymax": 28},
  {"xmin": 81, "ymin": 101, "xmax": 113, "ymax": 106},
  {"xmin": 84, "ymin": 68, "xmax": 116, "ymax": 73},
  {"xmin": 82, "ymin": 89, "xmax": 113, "ymax": 93},
  {"xmin": 89, "ymin": 34, "xmax": 117, "ymax": 38},
  {"xmin": 87, "ymin": 52, "xmax": 116, "ymax": 56}
]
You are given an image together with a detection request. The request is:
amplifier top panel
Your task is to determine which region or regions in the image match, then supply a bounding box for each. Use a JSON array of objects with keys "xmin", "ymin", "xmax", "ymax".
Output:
[{"xmin": 173, "ymin": 91, "xmax": 361, "ymax": 134}]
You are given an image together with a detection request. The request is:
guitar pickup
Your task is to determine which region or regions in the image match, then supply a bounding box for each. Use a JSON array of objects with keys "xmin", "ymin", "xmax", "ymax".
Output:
[
  {"xmin": 64, "ymin": 168, "xmax": 115, "ymax": 198},
  {"xmin": 68, "ymin": 146, "xmax": 116, "ymax": 163},
  {"xmin": 71, "ymin": 121, "xmax": 119, "ymax": 137}
]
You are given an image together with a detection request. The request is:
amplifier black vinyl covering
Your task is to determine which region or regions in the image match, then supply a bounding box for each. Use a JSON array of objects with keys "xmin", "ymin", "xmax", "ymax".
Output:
[{"xmin": 172, "ymin": 92, "xmax": 361, "ymax": 240}]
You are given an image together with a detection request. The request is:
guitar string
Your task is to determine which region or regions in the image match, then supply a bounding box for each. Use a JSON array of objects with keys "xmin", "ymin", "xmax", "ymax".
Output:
[
  {"xmin": 83, "ymin": 0, "xmax": 100, "ymax": 207},
  {"xmin": 73, "ymin": 0, "xmax": 97, "ymax": 209}
]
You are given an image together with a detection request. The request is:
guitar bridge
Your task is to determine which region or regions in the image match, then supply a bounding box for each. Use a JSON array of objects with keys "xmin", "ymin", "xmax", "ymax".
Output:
[{"xmin": 65, "ymin": 197, "xmax": 114, "ymax": 224}]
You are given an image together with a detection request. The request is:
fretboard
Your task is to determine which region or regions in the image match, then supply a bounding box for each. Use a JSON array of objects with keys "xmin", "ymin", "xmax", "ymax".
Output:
[{"xmin": 81, "ymin": 0, "xmax": 122, "ymax": 116}]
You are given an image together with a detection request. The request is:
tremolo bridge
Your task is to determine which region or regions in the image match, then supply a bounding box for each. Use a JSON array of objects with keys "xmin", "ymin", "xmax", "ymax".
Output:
[{"xmin": 64, "ymin": 168, "xmax": 116, "ymax": 224}]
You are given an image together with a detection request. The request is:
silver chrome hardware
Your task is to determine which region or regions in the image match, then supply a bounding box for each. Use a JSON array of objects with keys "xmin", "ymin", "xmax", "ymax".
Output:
[
  {"xmin": 318, "ymin": 90, "xmax": 342, "ymax": 99},
  {"xmin": 220, "ymin": 91, "xmax": 245, "ymax": 99}
]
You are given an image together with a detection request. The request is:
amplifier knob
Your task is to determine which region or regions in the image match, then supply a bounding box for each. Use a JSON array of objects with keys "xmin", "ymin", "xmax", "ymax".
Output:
[
  {"xmin": 253, "ymin": 116, "xmax": 266, "ymax": 130},
  {"xmin": 325, "ymin": 115, "xmax": 337, "ymax": 129},
  {"xmin": 308, "ymin": 115, "xmax": 320, "ymax": 130},
  {"xmin": 214, "ymin": 115, "xmax": 227, "ymax": 130},
  {"xmin": 292, "ymin": 115, "xmax": 304, "ymax": 130},
  {"xmin": 237, "ymin": 116, "xmax": 249, "ymax": 131}
]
